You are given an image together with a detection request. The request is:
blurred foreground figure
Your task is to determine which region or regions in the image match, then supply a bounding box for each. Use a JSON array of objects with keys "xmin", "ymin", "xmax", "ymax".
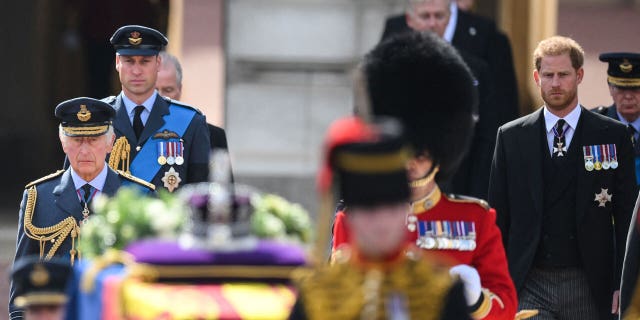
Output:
[
  {"xmin": 290, "ymin": 117, "xmax": 471, "ymax": 319},
  {"xmin": 10, "ymin": 257, "xmax": 72, "ymax": 320}
]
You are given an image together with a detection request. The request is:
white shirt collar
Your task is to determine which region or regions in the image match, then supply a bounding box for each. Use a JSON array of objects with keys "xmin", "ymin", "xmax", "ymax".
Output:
[
  {"xmin": 70, "ymin": 163, "xmax": 109, "ymax": 191},
  {"xmin": 121, "ymin": 90, "xmax": 158, "ymax": 116},
  {"xmin": 443, "ymin": 1, "xmax": 458, "ymax": 43},
  {"xmin": 543, "ymin": 104, "xmax": 582, "ymax": 132}
]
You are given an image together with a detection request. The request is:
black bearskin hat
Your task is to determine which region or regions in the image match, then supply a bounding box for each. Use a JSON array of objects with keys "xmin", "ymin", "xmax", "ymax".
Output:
[{"xmin": 363, "ymin": 32, "xmax": 477, "ymax": 182}]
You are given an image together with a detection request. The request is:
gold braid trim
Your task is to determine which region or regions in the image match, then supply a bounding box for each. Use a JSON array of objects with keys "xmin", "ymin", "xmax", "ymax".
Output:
[
  {"xmin": 116, "ymin": 170, "xmax": 155, "ymax": 191},
  {"xmin": 294, "ymin": 250, "xmax": 452, "ymax": 320},
  {"xmin": 410, "ymin": 165, "xmax": 439, "ymax": 188},
  {"xmin": 23, "ymin": 186, "xmax": 80, "ymax": 265},
  {"xmin": 471, "ymin": 289, "xmax": 505, "ymax": 319},
  {"xmin": 515, "ymin": 310, "xmax": 539, "ymax": 320},
  {"xmin": 109, "ymin": 137, "xmax": 131, "ymax": 174}
]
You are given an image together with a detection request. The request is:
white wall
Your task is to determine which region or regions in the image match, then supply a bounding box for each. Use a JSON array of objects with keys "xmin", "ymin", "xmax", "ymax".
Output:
[{"xmin": 225, "ymin": 0, "xmax": 404, "ymax": 211}]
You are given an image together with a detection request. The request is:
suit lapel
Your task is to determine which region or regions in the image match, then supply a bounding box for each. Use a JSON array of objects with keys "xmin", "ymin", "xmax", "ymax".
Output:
[
  {"xmin": 137, "ymin": 95, "xmax": 169, "ymax": 146},
  {"xmin": 102, "ymin": 169, "xmax": 121, "ymax": 197},
  {"xmin": 113, "ymin": 95, "xmax": 137, "ymax": 146},
  {"xmin": 518, "ymin": 108, "xmax": 545, "ymax": 219},
  {"xmin": 53, "ymin": 169, "xmax": 83, "ymax": 219}
]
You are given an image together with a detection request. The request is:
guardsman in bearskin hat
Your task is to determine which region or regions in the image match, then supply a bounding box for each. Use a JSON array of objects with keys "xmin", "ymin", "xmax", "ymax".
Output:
[
  {"xmin": 332, "ymin": 32, "xmax": 521, "ymax": 319},
  {"xmin": 10, "ymin": 98, "xmax": 154, "ymax": 320},
  {"xmin": 290, "ymin": 116, "xmax": 471, "ymax": 319},
  {"xmin": 10, "ymin": 256, "xmax": 73, "ymax": 320},
  {"xmin": 105, "ymin": 25, "xmax": 210, "ymax": 192}
]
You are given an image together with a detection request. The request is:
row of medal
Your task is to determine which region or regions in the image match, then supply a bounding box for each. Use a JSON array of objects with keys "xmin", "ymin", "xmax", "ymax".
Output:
[
  {"xmin": 157, "ymin": 140, "xmax": 185, "ymax": 166},
  {"xmin": 414, "ymin": 220, "xmax": 477, "ymax": 251},
  {"xmin": 583, "ymin": 144, "xmax": 618, "ymax": 171}
]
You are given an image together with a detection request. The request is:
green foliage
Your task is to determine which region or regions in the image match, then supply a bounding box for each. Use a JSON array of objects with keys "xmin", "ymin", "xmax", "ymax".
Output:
[
  {"xmin": 78, "ymin": 187, "xmax": 186, "ymax": 259},
  {"xmin": 250, "ymin": 194, "xmax": 313, "ymax": 243}
]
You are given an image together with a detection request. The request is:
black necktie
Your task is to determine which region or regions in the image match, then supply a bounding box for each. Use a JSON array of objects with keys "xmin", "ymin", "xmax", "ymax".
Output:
[
  {"xmin": 81, "ymin": 184, "xmax": 93, "ymax": 204},
  {"xmin": 133, "ymin": 105, "xmax": 145, "ymax": 139},
  {"xmin": 552, "ymin": 119, "xmax": 567, "ymax": 158},
  {"xmin": 629, "ymin": 124, "xmax": 640, "ymax": 154}
]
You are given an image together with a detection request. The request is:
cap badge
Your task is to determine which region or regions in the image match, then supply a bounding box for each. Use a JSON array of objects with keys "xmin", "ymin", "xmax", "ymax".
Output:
[
  {"xmin": 620, "ymin": 59, "xmax": 633, "ymax": 73},
  {"xmin": 77, "ymin": 105, "xmax": 92, "ymax": 122},
  {"xmin": 30, "ymin": 264, "xmax": 50, "ymax": 287},
  {"xmin": 128, "ymin": 31, "xmax": 142, "ymax": 46}
]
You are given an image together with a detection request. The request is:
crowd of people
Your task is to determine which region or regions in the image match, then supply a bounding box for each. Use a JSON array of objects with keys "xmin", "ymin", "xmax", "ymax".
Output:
[{"xmin": 7, "ymin": 0, "xmax": 640, "ymax": 319}]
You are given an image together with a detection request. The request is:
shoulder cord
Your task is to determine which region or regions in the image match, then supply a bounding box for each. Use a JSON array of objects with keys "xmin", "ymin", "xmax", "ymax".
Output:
[{"xmin": 23, "ymin": 186, "xmax": 80, "ymax": 265}]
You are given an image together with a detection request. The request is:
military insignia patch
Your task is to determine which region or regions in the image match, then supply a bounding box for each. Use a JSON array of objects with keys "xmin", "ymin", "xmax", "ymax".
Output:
[
  {"xmin": 162, "ymin": 167, "xmax": 181, "ymax": 192},
  {"xmin": 153, "ymin": 130, "xmax": 180, "ymax": 140},
  {"xmin": 128, "ymin": 31, "xmax": 142, "ymax": 45},
  {"xmin": 620, "ymin": 59, "xmax": 633, "ymax": 73},
  {"xmin": 77, "ymin": 105, "xmax": 91, "ymax": 122},
  {"xmin": 594, "ymin": 188, "xmax": 612, "ymax": 207},
  {"xmin": 30, "ymin": 264, "xmax": 50, "ymax": 287}
]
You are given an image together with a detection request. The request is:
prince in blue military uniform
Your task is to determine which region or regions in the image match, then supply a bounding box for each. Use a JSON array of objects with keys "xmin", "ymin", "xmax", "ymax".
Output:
[
  {"xmin": 595, "ymin": 52, "xmax": 640, "ymax": 186},
  {"xmin": 9, "ymin": 98, "xmax": 154, "ymax": 320},
  {"xmin": 106, "ymin": 25, "xmax": 210, "ymax": 192}
]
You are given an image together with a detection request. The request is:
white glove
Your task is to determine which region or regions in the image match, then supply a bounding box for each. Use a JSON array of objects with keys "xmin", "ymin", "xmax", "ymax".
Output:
[{"xmin": 450, "ymin": 264, "xmax": 482, "ymax": 306}]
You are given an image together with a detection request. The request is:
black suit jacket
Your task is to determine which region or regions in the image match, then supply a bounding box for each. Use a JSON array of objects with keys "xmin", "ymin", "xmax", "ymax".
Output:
[
  {"xmin": 208, "ymin": 123, "xmax": 229, "ymax": 151},
  {"xmin": 207, "ymin": 123, "xmax": 234, "ymax": 183},
  {"xmin": 381, "ymin": 11, "xmax": 519, "ymax": 124},
  {"xmin": 488, "ymin": 107, "xmax": 637, "ymax": 319},
  {"xmin": 110, "ymin": 93, "xmax": 210, "ymax": 190}
]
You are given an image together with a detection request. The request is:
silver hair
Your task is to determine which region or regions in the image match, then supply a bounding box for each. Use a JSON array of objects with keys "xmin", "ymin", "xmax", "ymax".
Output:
[{"xmin": 159, "ymin": 51, "xmax": 183, "ymax": 87}]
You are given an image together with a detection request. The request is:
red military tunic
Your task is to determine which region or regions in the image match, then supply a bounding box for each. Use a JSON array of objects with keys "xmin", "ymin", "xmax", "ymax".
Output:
[{"xmin": 332, "ymin": 186, "xmax": 517, "ymax": 320}]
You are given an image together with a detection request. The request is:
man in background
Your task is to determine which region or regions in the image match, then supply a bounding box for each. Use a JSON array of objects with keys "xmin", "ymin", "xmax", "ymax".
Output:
[{"xmin": 155, "ymin": 51, "xmax": 230, "ymax": 155}]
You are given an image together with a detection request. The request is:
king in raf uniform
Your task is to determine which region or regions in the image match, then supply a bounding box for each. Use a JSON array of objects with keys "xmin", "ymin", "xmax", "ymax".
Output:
[
  {"xmin": 9, "ymin": 98, "xmax": 154, "ymax": 320},
  {"xmin": 332, "ymin": 32, "xmax": 519, "ymax": 319},
  {"xmin": 291, "ymin": 116, "xmax": 471, "ymax": 320},
  {"xmin": 105, "ymin": 25, "xmax": 210, "ymax": 192}
]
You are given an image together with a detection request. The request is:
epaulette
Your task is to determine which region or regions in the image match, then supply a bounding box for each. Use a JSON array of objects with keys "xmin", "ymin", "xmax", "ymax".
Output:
[
  {"xmin": 161, "ymin": 96, "xmax": 203, "ymax": 114},
  {"xmin": 25, "ymin": 170, "xmax": 65, "ymax": 188},
  {"xmin": 446, "ymin": 194, "xmax": 491, "ymax": 211},
  {"xmin": 593, "ymin": 105, "xmax": 608, "ymax": 115},
  {"xmin": 116, "ymin": 170, "xmax": 156, "ymax": 191},
  {"xmin": 101, "ymin": 95, "xmax": 117, "ymax": 105}
]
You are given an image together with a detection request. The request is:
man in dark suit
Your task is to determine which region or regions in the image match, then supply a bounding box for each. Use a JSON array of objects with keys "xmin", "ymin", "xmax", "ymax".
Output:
[
  {"xmin": 593, "ymin": 52, "xmax": 640, "ymax": 316},
  {"xmin": 106, "ymin": 25, "xmax": 211, "ymax": 192},
  {"xmin": 9, "ymin": 98, "xmax": 155, "ymax": 320},
  {"xmin": 156, "ymin": 51, "xmax": 233, "ymax": 182},
  {"xmin": 156, "ymin": 51, "xmax": 231, "ymax": 154},
  {"xmin": 381, "ymin": 0, "xmax": 519, "ymax": 125},
  {"xmin": 380, "ymin": 0, "xmax": 497, "ymax": 199},
  {"xmin": 488, "ymin": 36, "xmax": 637, "ymax": 319}
]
